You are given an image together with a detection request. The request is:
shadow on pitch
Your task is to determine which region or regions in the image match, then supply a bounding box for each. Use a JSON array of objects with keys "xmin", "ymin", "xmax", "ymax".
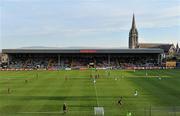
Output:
[{"xmin": 7, "ymin": 95, "xmax": 134, "ymax": 101}]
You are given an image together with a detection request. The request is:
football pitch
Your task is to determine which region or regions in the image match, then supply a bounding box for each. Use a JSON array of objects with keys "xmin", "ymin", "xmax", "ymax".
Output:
[{"xmin": 0, "ymin": 69, "xmax": 180, "ymax": 116}]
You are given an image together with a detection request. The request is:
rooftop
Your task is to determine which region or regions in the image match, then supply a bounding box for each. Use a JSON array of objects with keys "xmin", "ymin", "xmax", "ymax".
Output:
[{"xmin": 2, "ymin": 48, "xmax": 164, "ymax": 54}]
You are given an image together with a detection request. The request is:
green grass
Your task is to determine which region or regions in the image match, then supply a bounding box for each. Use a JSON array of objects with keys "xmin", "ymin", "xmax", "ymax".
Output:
[{"xmin": 0, "ymin": 69, "xmax": 180, "ymax": 116}]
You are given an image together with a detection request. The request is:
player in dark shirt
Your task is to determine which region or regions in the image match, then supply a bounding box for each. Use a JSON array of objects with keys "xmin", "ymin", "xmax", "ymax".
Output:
[
  {"xmin": 118, "ymin": 96, "xmax": 122, "ymax": 105},
  {"xmin": 8, "ymin": 88, "xmax": 10, "ymax": 94},
  {"xmin": 63, "ymin": 103, "xmax": 68, "ymax": 113},
  {"xmin": 25, "ymin": 79, "xmax": 28, "ymax": 83}
]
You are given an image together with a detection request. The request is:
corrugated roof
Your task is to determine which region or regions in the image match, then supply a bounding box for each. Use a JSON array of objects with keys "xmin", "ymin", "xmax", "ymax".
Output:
[
  {"xmin": 139, "ymin": 43, "xmax": 174, "ymax": 53},
  {"xmin": 2, "ymin": 48, "xmax": 163, "ymax": 54}
]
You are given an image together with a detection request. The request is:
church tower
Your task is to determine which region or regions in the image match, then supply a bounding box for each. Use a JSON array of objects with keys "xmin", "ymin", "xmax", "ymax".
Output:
[
  {"xmin": 129, "ymin": 14, "xmax": 138, "ymax": 48},
  {"xmin": 176, "ymin": 43, "xmax": 179, "ymax": 53}
]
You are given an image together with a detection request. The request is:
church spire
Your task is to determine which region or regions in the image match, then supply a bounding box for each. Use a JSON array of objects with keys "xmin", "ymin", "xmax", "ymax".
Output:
[
  {"xmin": 129, "ymin": 14, "xmax": 138, "ymax": 49},
  {"xmin": 132, "ymin": 14, "xmax": 136, "ymax": 29},
  {"xmin": 176, "ymin": 43, "xmax": 179, "ymax": 49},
  {"xmin": 176, "ymin": 42, "xmax": 179, "ymax": 53}
]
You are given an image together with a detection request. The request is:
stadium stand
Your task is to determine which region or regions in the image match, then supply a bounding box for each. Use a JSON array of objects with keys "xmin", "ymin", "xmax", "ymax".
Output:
[
  {"xmin": 0, "ymin": 53, "xmax": 2, "ymax": 69},
  {"xmin": 1, "ymin": 48, "xmax": 163, "ymax": 70}
]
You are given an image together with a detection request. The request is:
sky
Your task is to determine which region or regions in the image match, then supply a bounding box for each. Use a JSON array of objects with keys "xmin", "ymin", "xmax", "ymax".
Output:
[{"xmin": 0, "ymin": 0, "xmax": 180, "ymax": 49}]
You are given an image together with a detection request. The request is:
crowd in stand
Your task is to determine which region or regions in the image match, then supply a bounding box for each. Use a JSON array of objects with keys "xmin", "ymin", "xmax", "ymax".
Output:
[
  {"xmin": 3, "ymin": 54, "xmax": 158, "ymax": 70},
  {"xmin": 0, "ymin": 57, "xmax": 1, "ymax": 68},
  {"xmin": 8, "ymin": 54, "xmax": 58, "ymax": 69}
]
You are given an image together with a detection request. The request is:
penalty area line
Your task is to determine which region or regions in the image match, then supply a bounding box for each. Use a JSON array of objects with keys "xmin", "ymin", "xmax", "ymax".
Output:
[
  {"xmin": 17, "ymin": 110, "xmax": 91, "ymax": 114},
  {"xmin": 126, "ymin": 75, "xmax": 170, "ymax": 78},
  {"xmin": 17, "ymin": 111, "xmax": 62, "ymax": 114},
  {"xmin": 93, "ymin": 81, "xmax": 100, "ymax": 107}
]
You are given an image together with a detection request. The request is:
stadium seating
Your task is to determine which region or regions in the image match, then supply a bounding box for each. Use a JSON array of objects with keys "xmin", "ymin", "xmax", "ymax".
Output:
[{"xmin": 6, "ymin": 55, "xmax": 159, "ymax": 70}]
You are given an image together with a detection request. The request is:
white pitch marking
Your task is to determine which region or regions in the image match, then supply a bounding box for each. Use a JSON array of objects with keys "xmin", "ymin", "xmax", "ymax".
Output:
[
  {"xmin": 18, "ymin": 111, "xmax": 62, "ymax": 114},
  {"xmin": 93, "ymin": 80, "xmax": 99, "ymax": 107}
]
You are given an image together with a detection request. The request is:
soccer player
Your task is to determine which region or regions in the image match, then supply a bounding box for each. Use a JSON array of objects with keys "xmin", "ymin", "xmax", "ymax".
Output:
[
  {"xmin": 118, "ymin": 96, "xmax": 122, "ymax": 105},
  {"xmin": 90, "ymin": 74, "xmax": 92, "ymax": 78},
  {"xmin": 36, "ymin": 73, "xmax": 38, "ymax": 78},
  {"xmin": 7, "ymin": 88, "xmax": 10, "ymax": 94},
  {"xmin": 97, "ymin": 74, "xmax": 100, "ymax": 78},
  {"xmin": 158, "ymin": 76, "xmax": 161, "ymax": 80},
  {"xmin": 126, "ymin": 111, "xmax": 132, "ymax": 116},
  {"xmin": 65, "ymin": 75, "xmax": 68, "ymax": 80},
  {"xmin": 95, "ymin": 75, "xmax": 97, "ymax": 79},
  {"xmin": 93, "ymin": 79, "xmax": 96, "ymax": 84},
  {"xmin": 25, "ymin": 79, "xmax": 28, "ymax": 83},
  {"xmin": 146, "ymin": 72, "xmax": 148, "ymax": 77},
  {"xmin": 108, "ymin": 71, "xmax": 110, "ymax": 77},
  {"xmin": 63, "ymin": 103, "xmax": 68, "ymax": 113},
  {"xmin": 134, "ymin": 90, "xmax": 138, "ymax": 96}
]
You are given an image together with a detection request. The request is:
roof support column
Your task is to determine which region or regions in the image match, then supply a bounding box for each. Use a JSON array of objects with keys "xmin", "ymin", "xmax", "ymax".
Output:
[
  {"xmin": 157, "ymin": 54, "xmax": 162, "ymax": 65},
  {"xmin": 108, "ymin": 54, "xmax": 110, "ymax": 67},
  {"xmin": 58, "ymin": 54, "xmax": 61, "ymax": 67}
]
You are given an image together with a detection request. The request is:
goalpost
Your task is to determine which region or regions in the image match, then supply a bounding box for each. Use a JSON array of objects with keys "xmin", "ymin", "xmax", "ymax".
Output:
[{"xmin": 94, "ymin": 107, "xmax": 104, "ymax": 116}]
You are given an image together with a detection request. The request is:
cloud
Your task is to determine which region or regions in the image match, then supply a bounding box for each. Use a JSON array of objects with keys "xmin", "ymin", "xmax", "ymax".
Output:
[{"xmin": 1, "ymin": 0, "xmax": 180, "ymax": 48}]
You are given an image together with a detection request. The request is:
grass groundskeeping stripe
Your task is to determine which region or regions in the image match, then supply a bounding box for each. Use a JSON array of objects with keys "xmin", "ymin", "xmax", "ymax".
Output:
[{"xmin": 0, "ymin": 69, "xmax": 179, "ymax": 116}]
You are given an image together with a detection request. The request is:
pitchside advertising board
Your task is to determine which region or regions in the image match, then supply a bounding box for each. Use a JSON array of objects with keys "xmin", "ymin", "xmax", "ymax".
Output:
[
  {"xmin": 80, "ymin": 50, "xmax": 97, "ymax": 53},
  {"xmin": 166, "ymin": 61, "xmax": 176, "ymax": 67}
]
